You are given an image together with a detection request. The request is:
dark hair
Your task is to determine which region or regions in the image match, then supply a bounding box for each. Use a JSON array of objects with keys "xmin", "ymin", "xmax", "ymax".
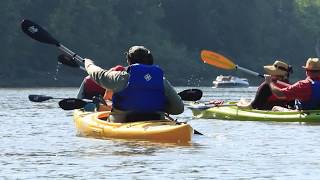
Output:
[
  {"xmin": 288, "ymin": 65, "xmax": 293, "ymax": 74},
  {"xmin": 285, "ymin": 65, "xmax": 293, "ymax": 79},
  {"xmin": 126, "ymin": 46, "xmax": 153, "ymax": 65}
]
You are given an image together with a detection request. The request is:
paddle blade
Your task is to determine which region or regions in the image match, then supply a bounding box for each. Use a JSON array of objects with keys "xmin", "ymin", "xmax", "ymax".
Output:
[
  {"xmin": 178, "ymin": 89, "xmax": 203, "ymax": 101},
  {"xmin": 200, "ymin": 50, "xmax": 236, "ymax": 70},
  {"xmin": 58, "ymin": 54, "xmax": 80, "ymax": 68},
  {"xmin": 28, "ymin": 94, "xmax": 53, "ymax": 102},
  {"xmin": 59, "ymin": 98, "xmax": 88, "ymax": 110},
  {"xmin": 21, "ymin": 19, "xmax": 60, "ymax": 46}
]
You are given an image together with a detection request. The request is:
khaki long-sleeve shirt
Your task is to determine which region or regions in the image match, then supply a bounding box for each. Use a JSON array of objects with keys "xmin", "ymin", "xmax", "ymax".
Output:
[{"xmin": 84, "ymin": 60, "xmax": 184, "ymax": 115}]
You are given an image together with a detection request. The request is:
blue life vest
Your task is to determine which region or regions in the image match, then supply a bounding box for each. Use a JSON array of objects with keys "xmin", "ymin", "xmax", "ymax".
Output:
[
  {"xmin": 112, "ymin": 64, "xmax": 165, "ymax": 112},
  {"xmin": 298, "ymin": 80, "xmax": 320, "ymax": 110}
]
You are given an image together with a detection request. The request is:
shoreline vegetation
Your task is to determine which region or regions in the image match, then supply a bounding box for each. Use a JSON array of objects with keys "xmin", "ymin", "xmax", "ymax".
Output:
[{"xmin": 3, "ymin": 1, "xmax": 320, "ymax": 87}]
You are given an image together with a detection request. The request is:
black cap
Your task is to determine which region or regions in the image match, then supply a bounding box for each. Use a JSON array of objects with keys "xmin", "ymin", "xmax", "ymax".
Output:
[{"xmin": 126, "ymin": 46, "xmax": 153, "ymax": 65}]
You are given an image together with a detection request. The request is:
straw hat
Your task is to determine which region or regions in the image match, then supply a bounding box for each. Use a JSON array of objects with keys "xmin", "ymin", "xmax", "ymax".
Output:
[
  {"xmin": 264, "ymin": 60, "xmax": 291, "ymax": 76},
  {"xmin": 302, "ymin": 58, "xmax": 320, "ymax": 71}
]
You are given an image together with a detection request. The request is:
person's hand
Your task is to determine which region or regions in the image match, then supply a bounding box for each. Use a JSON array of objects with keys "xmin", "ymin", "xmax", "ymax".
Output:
[
  {"xmin": 84, "ymin": 58, "xmax": 94, "ymax": 69},
  {"xmin": 264, "ymin": 74, "xmax": 272, "ymax": 84},
  {"xmin": 236, "ymin": 98, "xmax": 252, "ymax": 109}
]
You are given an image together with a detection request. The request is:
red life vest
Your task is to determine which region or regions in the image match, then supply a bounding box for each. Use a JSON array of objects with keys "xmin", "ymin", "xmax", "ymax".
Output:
[
  {"xmin": 267, "ymin": 82, "xmax": 288, "ymax": 101},
  {"xmin": 267, "ymin": 81, "xmax": 290, "ymax": 106},
  {"xmin": 83, "ymin": 77, "xmax": 105, "ymax": 99},
  {"xmin": 84, "ymin": 65, "xmax": 126, "ymax": 100}
]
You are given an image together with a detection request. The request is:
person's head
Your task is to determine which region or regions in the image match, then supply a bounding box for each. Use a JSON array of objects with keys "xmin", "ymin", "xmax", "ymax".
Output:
[
  {"xmin": 125, "ymin": 46, "xmax": 153, "ymax": 65},
  {"xmin": 303, "ymin": 58, "xmax": 320, "ymax": 78},
  {"xmin": 264, "ymin": 60, "xmax": 293, "ymax": 81}
]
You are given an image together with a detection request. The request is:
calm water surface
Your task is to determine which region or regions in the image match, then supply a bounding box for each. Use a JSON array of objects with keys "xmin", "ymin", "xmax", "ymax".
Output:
[{"xmin": 1, "ymin": 87, "xmax": 320, "ymax": 179}]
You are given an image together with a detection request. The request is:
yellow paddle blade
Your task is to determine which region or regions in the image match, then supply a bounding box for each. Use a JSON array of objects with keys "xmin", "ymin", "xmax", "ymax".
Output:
[{"xmin": 200, "ymin": 50, "xmax": 236, "ymax": 70}]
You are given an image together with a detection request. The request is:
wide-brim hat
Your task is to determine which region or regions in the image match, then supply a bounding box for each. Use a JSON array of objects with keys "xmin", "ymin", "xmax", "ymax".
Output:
[
  {"xmin": 302, "ymin": 58, "xmax": 320, "ymax": 71},
  {"xmin": 264, "ymin": 60, "xmax": 290, "ymax": 76}
]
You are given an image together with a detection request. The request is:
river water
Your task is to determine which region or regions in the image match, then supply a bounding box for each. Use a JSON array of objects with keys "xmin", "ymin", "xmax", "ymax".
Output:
[{"xmin": 1, "ymin": 87, "xmax": 320, "ymax": 179}]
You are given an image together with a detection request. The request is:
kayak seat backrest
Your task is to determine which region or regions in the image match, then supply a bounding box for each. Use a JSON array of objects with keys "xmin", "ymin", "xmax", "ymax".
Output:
[
  {"xmin": 126, "ymin": 113, "xmax": 161, "ymax": 122},
  {"xmin": 98, "ymin": 112, "xmax": 110, "ymax": 121}
]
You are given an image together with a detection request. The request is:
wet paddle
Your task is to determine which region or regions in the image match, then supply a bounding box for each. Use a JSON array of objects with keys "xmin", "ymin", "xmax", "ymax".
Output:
[
  {"xmin": 178, "ymin": 89, "xmax": 202, "ymax": 101},
  {"xmin": 21, "ymin": 19, "xmax": 84, "ymax": 64},
  {"xmin": 28, "ymin": 94, "xmax": 64, "ymax": 102},
  {"xmin": 58, "ymin": 98, "xmax": 88, "ymax": 110},
  {"xmin": 188, "ymin": 102, "xmax": 237, "ymax": 110},
  {"xmin": 31, "ymin": 87, "xmax": 202, "ymax": 107},
  {"xmin": 200, "ymin": 50, "xmax": 290, "ymax": 86},
  {"xmin": 58, "ymin": 54, "xmax": 81, "ymax": 68},
  {"xmin": 201, "ymin": 50, "xmax": 264, "ymax": 78},
  {"xmin": 165, "ymin": 114, "xmax": 204, "ymax": 135}
]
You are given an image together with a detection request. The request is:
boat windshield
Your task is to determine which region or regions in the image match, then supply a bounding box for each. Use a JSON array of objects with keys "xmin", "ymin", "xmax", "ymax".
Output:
[{"xmin": 216, "ymin": 75, "xmax": 232, "ymax": 81}]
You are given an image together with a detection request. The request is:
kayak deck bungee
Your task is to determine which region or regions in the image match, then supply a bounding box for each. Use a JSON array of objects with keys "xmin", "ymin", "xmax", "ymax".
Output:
[
  {"xmin": 190, "ymin": 102, "xmax": 320, "ymax": 122},
  {"xmin": 73, "ymin": 109, "xmax": 193, "ymax": 143}
]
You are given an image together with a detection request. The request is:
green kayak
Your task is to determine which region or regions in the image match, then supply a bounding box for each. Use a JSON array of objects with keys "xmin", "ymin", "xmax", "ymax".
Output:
[{"xmin": 189, "ymin": 102, "xmax": 320, "ymax": 122}]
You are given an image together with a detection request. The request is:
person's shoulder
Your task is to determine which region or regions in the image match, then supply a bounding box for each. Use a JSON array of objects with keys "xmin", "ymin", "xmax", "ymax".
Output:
[
  {"xmin": 297, "ymin": 78, "xmax": 311, "ymax": 84},
  {"xmin": 111, "ymin": 65, "xmax": 126, "ymax": 71},
  {"xmin": 257, "ymin": 81, "xmax": 269, "ymax": 89},
  {"xmin": 291, "ymin": 78, "xmax": 311, "ymax": 87}
]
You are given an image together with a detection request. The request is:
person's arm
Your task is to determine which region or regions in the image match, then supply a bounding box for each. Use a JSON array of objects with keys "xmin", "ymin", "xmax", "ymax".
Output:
[
  {"xmin": 236, "ymin": 99, "xmax": 252, "ymax": 109},
  {"xmin": 265, "ymin": 75, "xmax": 286, "ymax": 99},
  {"xmin": 84, "ymin": 58, "xmax": 128, "ymax": 92},
  {"xmin": 163, "ymin": 78, "xmax": 184, "ymax": 115}
]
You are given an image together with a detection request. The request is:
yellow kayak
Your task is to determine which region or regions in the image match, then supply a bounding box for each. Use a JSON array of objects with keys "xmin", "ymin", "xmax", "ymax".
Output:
[{"xmin": 73, "ymin": 109, "xmax": 193, "ymax": 143}]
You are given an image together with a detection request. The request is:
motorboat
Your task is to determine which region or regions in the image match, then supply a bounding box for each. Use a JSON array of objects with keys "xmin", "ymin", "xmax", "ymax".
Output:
[{"xmin": 212, "ymin": 75, "xmax": 249, "ymax": 88}]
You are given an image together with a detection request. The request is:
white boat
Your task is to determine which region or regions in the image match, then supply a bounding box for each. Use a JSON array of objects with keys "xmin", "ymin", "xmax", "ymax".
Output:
[{"xmin": 212, "ymin": 75, "xmax": 249, "ymax": 88}]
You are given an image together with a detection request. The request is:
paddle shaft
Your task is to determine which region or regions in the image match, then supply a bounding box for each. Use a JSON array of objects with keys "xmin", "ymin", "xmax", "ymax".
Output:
[
  {"xmin": 236, "ymin": 65, "xmax": 264, "ymax": 78},
  {"xmin": 58, "ymin": 45, "xmax": 84, "ymax": 64},
  {"xmin": 165, "ymin": 113, "xmax": 203, "ymax": 135},
  {"xmin": 236, "ymin": 65, "xmax": 290, "ymax": 86},
  {"xmin": 56, "ymin": 43, "xmax": 86, "ymax": 70},
  {"xmin": 29, "ymin": 94, "xmax": 67, "ymax": 102},
  {"xmin": 189, "ymin": 103, "xmax": 237, "ymax": 110}
]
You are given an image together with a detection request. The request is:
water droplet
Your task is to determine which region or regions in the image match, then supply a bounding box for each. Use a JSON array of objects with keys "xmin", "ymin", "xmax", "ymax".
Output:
[{"xmin": 53, "ymin": 62, "xmax": 61, "ymax": 81}]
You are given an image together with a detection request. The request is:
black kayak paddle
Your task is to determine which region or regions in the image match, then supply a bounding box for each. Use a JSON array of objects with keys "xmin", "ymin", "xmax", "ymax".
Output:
[
  {"xmin": 21, "ymin": 19, "xmax": 84, "ymax": 64},
  {"xmin": 178, "ymin": 89, "xmax": 202, "ymax": 101},
  {"xmin": 28, "ymin": 94, "xmax": 64, "ymax": 102},
  {"xmin": 58, "ymin": 98, "xmax": 89, "ymax": 110}
]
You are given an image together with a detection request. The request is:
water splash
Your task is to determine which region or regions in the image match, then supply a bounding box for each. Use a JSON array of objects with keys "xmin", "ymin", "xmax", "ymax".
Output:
[
  {"xmin": 187, "ymin": 74, "xmax": 204, "ymax": 87},
  {"xmin": 53, "ymin": 62, "xmax": 62, "ymax": 81}
]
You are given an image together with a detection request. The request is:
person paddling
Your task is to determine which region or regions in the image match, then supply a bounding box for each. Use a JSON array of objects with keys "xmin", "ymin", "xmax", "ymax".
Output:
[
  {"xmin": 237, "ymin": 60, "xmax": 294, "ymax": 110},
  {"xmin": 266, "ymin": 58, "xmax": 320, "ymax": 110},
  {"xmin": 83, "ymin": 45, "xmax": 184, "ymax": 122}
]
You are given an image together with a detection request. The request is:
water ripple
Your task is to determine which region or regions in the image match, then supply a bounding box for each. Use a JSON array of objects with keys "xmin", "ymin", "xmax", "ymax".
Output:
[{"xmin": 1, "ymin": 87, "xmax": 320, "ymax": 179}]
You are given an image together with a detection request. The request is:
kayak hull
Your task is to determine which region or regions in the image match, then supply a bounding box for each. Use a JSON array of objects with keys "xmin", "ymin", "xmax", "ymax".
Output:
[
  {"xmin": 73, "ymin": 110, "xmax": 193, "ymax": 143},
  {"xmin": 190, "ymin": 103, "xmax": 320, "ymax": 122}
]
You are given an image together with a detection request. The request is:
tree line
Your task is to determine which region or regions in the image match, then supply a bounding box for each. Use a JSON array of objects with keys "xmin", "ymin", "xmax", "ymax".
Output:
[{"xmin": 1, "ymin": 0, "xmax": 320, "ymax": 87}]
